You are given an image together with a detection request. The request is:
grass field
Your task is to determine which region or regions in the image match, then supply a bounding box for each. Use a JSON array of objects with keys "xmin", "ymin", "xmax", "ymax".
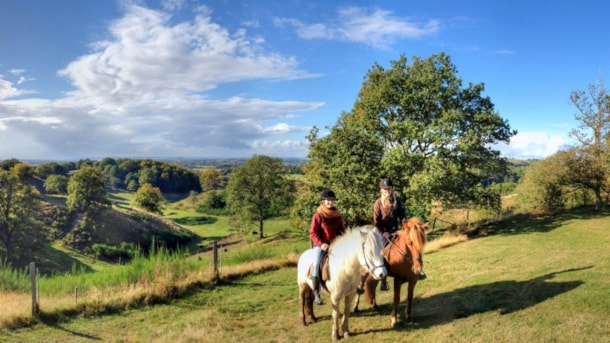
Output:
[{"xmin": 1, "ymin": 209, "xmax": 608, "ymax": 342}]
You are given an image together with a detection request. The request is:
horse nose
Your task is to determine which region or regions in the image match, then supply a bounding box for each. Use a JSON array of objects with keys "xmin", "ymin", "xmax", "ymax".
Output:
[{"xmin": 377, "ymin": 267, "xmax": 388, "ymax": 279}]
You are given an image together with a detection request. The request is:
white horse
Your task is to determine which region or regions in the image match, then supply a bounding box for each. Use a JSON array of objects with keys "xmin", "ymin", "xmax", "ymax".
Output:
[{"xmin": 297, "ymin": 226, "xmax": 387, "ymax": 341}]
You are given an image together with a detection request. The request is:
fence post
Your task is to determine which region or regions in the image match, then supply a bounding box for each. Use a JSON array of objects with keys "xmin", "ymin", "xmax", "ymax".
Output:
[
  {"xmin": 213, "ymin": 240, "xmax": 219, "ymax": 281},
  {"xmin": 29, "ymin": 262, "xmax": 38, "ymax": 316}
]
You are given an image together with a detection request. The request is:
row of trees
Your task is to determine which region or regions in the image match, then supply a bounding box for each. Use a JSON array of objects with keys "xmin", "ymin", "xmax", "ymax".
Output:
[{"xmin": 2, "ymin": 158, "xmax": 203, "ymax": 195}]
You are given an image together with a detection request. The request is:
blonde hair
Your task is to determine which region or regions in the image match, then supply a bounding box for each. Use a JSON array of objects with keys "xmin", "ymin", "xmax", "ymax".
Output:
[{"xmin": 380, "ymin": 189, "xmax": 396, "ymax": 208}]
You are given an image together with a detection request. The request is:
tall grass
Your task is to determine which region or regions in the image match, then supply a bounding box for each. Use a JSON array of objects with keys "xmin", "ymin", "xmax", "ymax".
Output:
[
  {"xmin": 40, "ymin": 246, "xmax": 199, "ymax": 296},
  {"xmin": 0, "ymin": 259, "xmax": 29, "ymax": 292}
]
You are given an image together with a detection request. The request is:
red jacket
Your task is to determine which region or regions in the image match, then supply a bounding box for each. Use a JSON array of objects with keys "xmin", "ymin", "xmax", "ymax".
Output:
[{"xmin": 309, "ymin": 211, "xmax": 345, "ymax": 247}]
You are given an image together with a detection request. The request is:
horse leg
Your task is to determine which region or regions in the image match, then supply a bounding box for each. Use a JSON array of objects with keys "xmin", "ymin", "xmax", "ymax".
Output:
[
  {"xmin": 353, "ymin": 292, "xmax": 360, "ymax": 312},
  {"xmin": 331, "ymin": 300, "xmax": 340, "ymax": 341},
  {"xmin": 342, "ymin": 294, "xmax": 353, "ymax": 339},
  {"xmin": 391, "ymin": 279, "xmax": 402, "ymax": 329},
  {"xmin": 366, "ymin": 276, "xmax": 380, "ymax": 310},
  {"xmin": 300, "ymin": 284, "xmax": 314, "ymax": 326},
  {"xmin": 405, "ymin": 281, "xmax": 417, "ymax": 323}
]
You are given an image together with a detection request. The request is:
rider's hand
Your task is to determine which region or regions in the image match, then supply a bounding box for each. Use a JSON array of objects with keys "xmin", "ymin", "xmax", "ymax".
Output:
[
  {"xmin": 383, "ymin": 232, "xmax": 390, "ymax": 240},
  {"xmin": 321, "ymin": 243, "xmax": 329, "ymax": 251}
]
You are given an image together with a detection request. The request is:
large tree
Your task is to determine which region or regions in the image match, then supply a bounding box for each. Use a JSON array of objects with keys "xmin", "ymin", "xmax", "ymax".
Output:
[
  {"xmin": 567, "ymin": 79, "xmax": 610, "ymax": 209},
  {"xmin": 0, "ymin": 170, "xmax": 45, "ymax": 266},
  {"xmin": 294, "ymin": 52, "xmax": 515, "ymax": 227},
  {"xmin": 67, "ymin": 166, "xmax": 110, "ymax": 213},
  {"xmin": 227, "ymin": 155, "xmax": 295, "ymax": 239}
]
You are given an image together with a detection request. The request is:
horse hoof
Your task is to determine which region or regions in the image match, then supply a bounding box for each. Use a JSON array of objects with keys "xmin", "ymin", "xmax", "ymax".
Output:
[{"xmin": 344, "ymin": 332, "xmax": 351, "ymax": 339}]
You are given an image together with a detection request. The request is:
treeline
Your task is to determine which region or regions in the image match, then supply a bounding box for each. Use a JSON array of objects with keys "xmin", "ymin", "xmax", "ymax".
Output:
[{"xmin": 1, "ymin": 157, "xmax": 202, "ymax": 194}]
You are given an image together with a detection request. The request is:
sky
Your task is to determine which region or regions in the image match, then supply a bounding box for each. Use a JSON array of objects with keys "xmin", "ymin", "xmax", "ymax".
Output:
[{"xmin": 1, "ymin": 0, "xmax": 609, "ymax": 162}]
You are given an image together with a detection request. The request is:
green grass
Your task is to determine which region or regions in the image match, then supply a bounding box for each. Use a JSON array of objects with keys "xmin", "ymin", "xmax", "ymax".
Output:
[{"xmin": 1, "ymin": 209, "xmax": 608, "ymax": 342}]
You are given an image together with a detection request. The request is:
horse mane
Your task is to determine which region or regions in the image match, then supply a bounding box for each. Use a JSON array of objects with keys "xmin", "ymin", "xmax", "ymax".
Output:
[
  {"xmin": 329, "ymin": 226, "xmax": 372, "ymax": 257},
  {"xmin": 403, "ymin": 217, "xmax": 428, "ymax": 253}
]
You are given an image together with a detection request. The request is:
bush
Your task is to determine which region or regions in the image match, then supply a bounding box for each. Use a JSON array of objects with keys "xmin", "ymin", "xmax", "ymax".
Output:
[{"xmin": 92, "ymin": 242, "xmax": 140, "ymax": 263}]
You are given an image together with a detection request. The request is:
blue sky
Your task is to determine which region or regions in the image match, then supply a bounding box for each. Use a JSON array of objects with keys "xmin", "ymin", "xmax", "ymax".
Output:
[{"xmin": 1, "ymin": 0, "xmax": 609, "ymax": 161}]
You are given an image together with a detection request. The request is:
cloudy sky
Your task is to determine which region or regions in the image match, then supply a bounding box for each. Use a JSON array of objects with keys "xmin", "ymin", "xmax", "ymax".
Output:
[{"xmin": 1, "ymin": 0, "xmax": 609, "ymax": 161}]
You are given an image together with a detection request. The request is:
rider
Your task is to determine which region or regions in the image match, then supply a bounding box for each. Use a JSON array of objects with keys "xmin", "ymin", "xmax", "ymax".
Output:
[
  {"xmin": 374, "ymin": 178, "xmax": 426, "ymax": 291},
  {"xmin": 310, "ymin": 188, "xmax": 345, "ymax": 305}
]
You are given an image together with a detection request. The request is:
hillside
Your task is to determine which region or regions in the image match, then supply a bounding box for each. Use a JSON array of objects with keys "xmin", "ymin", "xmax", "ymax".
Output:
[{"xmin": 35, "ymin": 194, "xmax": 196, "ymax": 274}]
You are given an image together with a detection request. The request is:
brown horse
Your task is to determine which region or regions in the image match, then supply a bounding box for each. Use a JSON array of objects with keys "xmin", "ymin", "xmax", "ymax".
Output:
[{"xmin": 353, "ymin": 217, "xmax": 428, "ymax": 329}]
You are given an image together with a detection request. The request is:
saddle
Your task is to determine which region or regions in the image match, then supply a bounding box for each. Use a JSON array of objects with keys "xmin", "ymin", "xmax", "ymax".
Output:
[
  {"xmin": 320, "ymin": 253, "xmax": 330, "ymax": 281},
  {"xmin": 309, "ymin": 252, "xmax": 331, "ymax": 282}
]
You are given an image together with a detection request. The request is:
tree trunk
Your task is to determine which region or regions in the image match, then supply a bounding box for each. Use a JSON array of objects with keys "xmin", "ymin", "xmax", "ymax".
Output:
[{"xmin": 259, "ymin": 217, "xmax": 264, "ymax": 239}]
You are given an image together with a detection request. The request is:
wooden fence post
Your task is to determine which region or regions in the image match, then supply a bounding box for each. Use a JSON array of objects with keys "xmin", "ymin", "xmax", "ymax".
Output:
[{"xmin": 29, "ymin": 262, "xmax": 38, "ymax": 316}]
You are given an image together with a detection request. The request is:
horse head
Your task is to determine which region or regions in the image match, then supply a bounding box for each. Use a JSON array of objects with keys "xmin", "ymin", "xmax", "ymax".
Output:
[
  {"xmin": 358, "ymin": 227, "xmax": 387, "ymax": 280},
  {"xmin": 399, "ymin": 217, "xmax": 428, "ymax": 276}
]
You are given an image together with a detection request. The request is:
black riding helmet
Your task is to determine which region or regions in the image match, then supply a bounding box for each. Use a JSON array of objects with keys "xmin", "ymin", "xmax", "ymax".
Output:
[
  {"xmin": 320, "ymin": 189, "xmax": 336, "ymax": 200},
  {"xmin": 379, "ymin": 178, "xmax": 393, "ymax": 189}
]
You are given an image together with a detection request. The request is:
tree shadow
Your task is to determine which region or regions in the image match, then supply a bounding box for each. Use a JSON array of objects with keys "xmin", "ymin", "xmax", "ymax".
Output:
[
  {"xmin": 33, "ymin": 245, "xmax": 94, "ymax": 276},
  {"xmin": 36, "ymin": 314, "xmax": 102, "ymax": 340},
  {"xmin": 471, "ymin": 208, "xmax": 610, "ymax": 237},
  {"xmin": 356, "ymin": 266, "xmax": 590, "ymax": 333}
]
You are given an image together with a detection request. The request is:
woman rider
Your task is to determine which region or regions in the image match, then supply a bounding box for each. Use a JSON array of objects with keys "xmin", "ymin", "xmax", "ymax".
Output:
[
  {"xmin": 309, "ymin": 188, "xmax": 345, "ymax": 305},
  {"xmin": 374, "ymin": 178, "xmax": 425, "ymax": 290}
]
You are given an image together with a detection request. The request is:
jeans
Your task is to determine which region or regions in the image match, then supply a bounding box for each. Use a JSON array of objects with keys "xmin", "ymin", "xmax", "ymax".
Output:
[{"xmin": 311, "ymin": 246, "xmax": 323, "ymax": 278}]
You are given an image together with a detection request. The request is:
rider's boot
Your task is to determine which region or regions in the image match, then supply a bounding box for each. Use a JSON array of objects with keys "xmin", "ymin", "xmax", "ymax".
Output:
[
  {"xmin": 312, "ymin": 276, "xmax": 324, "ymax": 305},
  {"xmin": 380, "ymin": 277, "xmax": 389, "ymax": 291}
]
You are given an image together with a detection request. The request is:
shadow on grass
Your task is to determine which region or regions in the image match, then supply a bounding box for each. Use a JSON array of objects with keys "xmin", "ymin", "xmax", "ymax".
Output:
[
  {"xmin": 355, "ymin": 266, "xmax": 591, "ymax": 334},
  {"xmin": 172, "ymin": 215, "xmax": 217, "ymax": 226},
  {"xmin": 473, "ymin": 207, "xmax": 610, "ymax": 237},
  {"xmin": 195, "ymin": 235, "xmax": 244, "ymax": 254},
  {"xmin": 37, "ymin": 313, "xmax": 102, "ymax": 341},
  {"xmin": 36, "ymin": 245, "xmax": 94, "ymax": 276}
]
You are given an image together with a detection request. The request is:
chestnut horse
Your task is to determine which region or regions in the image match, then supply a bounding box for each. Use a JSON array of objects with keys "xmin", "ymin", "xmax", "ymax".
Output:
[
  {"xmin": 297, "ymin": 226, "xmax": 387, "ymax": 341},
  {"xmin": 354, "ymin": 217, "xmax": 428, "ymax": 328}
]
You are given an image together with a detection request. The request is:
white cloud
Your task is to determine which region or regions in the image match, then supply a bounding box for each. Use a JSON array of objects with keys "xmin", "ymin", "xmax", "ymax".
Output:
[
  {"xmin": 0, "ymin": 4, "xmax": 322, "ymax": 160},
  {"xmin": 0, "ymin": 78, "xmax": 26, "ymax": 100},
  {"xmin": 494, "ymin": 131, "xmax": 568, "ymax": 160},
  {"xmin": 274, "ymin": 6, "xmax": 439, "ymax": 48}
]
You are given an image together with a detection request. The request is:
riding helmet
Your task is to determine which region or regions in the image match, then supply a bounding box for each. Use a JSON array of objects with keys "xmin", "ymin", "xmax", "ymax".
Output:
[
  {"xmin": 379, "ymin": 178, "xmax": 393, "ymax": 189},
  {"xmin": 320, "ymin": 189, "xmax": 336, "ymax": 200}
]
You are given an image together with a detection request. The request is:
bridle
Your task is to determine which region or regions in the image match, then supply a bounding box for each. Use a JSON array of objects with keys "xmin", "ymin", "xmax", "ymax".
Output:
[
  {"xmin": 386, "ymin": 232, "xmax": 420, "ymax": 266},
  {"xmin": 360, "ymin": 230, "xmax": 387, "ymax": 275}
]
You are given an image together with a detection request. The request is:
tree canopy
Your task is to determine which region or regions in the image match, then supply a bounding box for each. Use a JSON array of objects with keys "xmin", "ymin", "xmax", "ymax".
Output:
[
  {"xmin": 294, "ymin": 52, "xmax": 516, "ymax": 227},
  {"xmin": 0, "ymin": 170, "xmax": 45, "ymax": 266},
  {"xmin": 133, "ymin": 183, "xmax": 166, "ymax": 214},
  {"xmin": 566, "ymin": 79, "xmax": 610, "ymax": 209},
  {"xmin": 227, "ymin": 155, "xmax": 295, "ymax": 239},
  {"xmin": 67, "ymin": 166, "xmax": 110, "ymax": 213}
]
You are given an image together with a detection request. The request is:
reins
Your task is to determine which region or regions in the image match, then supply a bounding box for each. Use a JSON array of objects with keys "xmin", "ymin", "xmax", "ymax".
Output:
[{"xmin": 386, "ymin": 232, "xmax": 421, "ymax": 265}]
